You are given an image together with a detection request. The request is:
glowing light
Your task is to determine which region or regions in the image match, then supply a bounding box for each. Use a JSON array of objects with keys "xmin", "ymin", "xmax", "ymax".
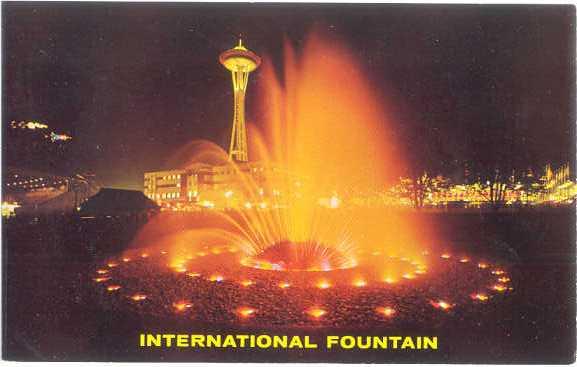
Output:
[
  {"xmin": 470, "ymin": 293, "xmax": 489, "ymax": 302},
  {"xmin": 236, "ymin": 307, "xmax": 256, "ymax": 318},
  {"xmin": 107, "ymin": 262, "xmax": 118, "ymax": 268},
  {"xmin": 491, "ymin": 269, "xmax": 506, "ymax": 275},
  {"xmin": 106, "ymin": 285, "xmax": 121, "ymax": 292},
  {"xmin": 96, "ymin": 269, "xmax": 109, "ymax": 275},
  {"xmin": 383, "ymin": 277, "xmax": 397, "ymax": 284},
  {"xmin": 491, "ymin": 284, "xmax": 508, "ymax": 292},
  {"xmin": 25, "ymin": 121, "xmax": 48, "ymax": 129},
  {"xmin": 440, "ymin": 253, "xmax": 451, "ymax": 259},
  {"xmin": 328, "ymin": 194, "xmax": 340, "ymax": 209},
  {"xmin": 375, "ymin": 306, "xmax": 396, "ymax": 317},
  {"xmin": 122, "ymin": 257, "xmax": 131, "ymax": 263},
  {"xmin": 306, "ymin": 307, "xmax": 327, "ymax": 319},
  {"xmin": 459, "ymin": 257, "xmax": 470, "ymax": 263},
  {"xmin": 173, "ymin": 300, "xmax": 193, "ymax": 312},
  {"xmin": 1, "ymin": 202, "xmax": 20, "ymax": 217},
  {"xmin": 240, "ymin": 280, "xmax": 254, "ymax": 287},
  {"xmin": 278, "ymin": 281, "xmax": 291, "ymax": 289},
  {"xmin": 352, "ymin": 278, "xmax": 367, "ymax": 287},
  {"xmin": 186, "ymin": 272, "xmax": 201, "ymax": 278},
  {"xmin": 93, "ymin": 277, "xmax": 110, "ymax": 283},
  {"xmin": 140, "ymin": 253, "xmax": 149, "ymax": 259},
  {"xmin": 130, "ymin": 294, "xmax": 147, "ymax": 301},
  {"xmin": 200, "ymin": 200, "xmax": 215, "ymax": 209},
  {"xmin": 402, "ymin": 273, "xmax": 415, "ymax": 280},
  {"xmin": 49, "ymin": 132, "xmax": 72, "ymax": 142},
  {"xmin": 498, "ymin": 277, "xmax": 511, "ymax": 283},
  {"xmin": 224, "ymin": 190, "xmax": 234, "ymax": 198},
  {"xmin": 316, "ymin": 279, "xmax": 332, "ymax": 289},
  {"xmin": 209, "ymin": 274, "xmax": 224, "ymax": 282},
  {"xmin": 169, "ymin": 260, "xmax": 184, "ymax": 268},
  {"xmin": 478, "ymin": 262, "xmax": 489, "ymax": 269},
  {"xmin": 430, "ymin": 300, "xmax": 454, "ymax": 310}
]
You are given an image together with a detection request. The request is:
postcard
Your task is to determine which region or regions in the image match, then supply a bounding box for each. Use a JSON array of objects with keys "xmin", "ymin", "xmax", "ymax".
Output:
[{"xmin": 2, "ymin": 2, "xmax": 575, "ymax": 363}]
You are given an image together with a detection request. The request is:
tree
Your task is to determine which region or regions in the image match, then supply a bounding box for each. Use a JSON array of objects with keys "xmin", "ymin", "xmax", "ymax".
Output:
[{"xmin": 393, "ymin": 173, "xmax": 452, "ymax": 209}]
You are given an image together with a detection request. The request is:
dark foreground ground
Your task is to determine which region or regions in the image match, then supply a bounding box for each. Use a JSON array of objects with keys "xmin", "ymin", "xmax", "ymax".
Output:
[{"xmin": 3, "ymin": 207, "xmax": 575, "ymax": 363}]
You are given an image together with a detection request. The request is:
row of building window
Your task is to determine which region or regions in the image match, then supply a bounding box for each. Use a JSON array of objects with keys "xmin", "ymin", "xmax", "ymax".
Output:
[
  {"xmin": 161, "ymin": 174, "xmax": 181, "ymax": 180},
  {"xmin": 158, "ymin": 192, "xmax": 180, "ymax": 200}
]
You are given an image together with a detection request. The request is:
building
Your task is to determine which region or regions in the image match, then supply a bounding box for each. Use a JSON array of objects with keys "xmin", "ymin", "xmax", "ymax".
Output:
[
  {"xmin": 143, "ymin": 161, "xmax": 300, "ymax": 209},
  {"xmin": 143, "ymin": 169, "xmax": 187, "ymax": 202}
]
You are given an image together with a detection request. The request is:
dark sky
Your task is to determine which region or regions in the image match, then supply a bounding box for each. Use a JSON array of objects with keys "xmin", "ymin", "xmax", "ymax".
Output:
[{"xmin": 3, "ymin": 3, "xmax": 575, "ymax": 189}]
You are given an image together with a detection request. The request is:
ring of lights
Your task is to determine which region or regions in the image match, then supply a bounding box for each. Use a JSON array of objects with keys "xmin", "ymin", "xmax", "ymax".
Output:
[{"xmin": 92, "ymin": 245, "xmax": 513, "ymax": 327}]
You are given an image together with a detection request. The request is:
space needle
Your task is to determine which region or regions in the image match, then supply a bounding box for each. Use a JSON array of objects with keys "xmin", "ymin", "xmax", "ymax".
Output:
[{"xmin": 219, "ymin": 39, "xmax": 261, "ymax": 162}]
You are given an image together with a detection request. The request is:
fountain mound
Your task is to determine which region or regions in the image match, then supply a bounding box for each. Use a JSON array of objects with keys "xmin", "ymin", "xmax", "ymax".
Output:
[{"xmin": 241, "ymin": 240, "xmax": 357, "ymax": 272}]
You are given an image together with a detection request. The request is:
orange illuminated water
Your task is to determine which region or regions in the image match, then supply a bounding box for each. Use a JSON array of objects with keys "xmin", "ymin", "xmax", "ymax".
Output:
[
  {"xmin": 92, "ymin": 32, "xmax": 515, "ymax": 329},
  {"xmin": 127, "ymin": 30, "xmax": 438, "ymax": 277}
]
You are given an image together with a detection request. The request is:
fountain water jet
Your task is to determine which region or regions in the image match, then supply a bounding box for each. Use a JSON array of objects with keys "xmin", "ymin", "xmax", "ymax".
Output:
[
  {"xmin": 91, "ymin": 31, "xmax": 514, "ymax": 328},
  {"xmin": 135, "ymin": 30, "xmax": 434, "ymax": 271}
]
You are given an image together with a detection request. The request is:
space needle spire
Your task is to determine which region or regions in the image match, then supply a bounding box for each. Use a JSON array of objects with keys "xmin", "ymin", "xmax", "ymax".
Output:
[{"xmin": 219, "ymin": 39, "xmax": 261, "ymax": 162}]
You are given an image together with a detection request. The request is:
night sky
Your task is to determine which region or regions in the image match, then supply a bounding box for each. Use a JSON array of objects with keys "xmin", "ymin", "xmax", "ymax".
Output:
[{"xmin": 3, "ymin": 3, "xmax": 575, "ymax": 189}]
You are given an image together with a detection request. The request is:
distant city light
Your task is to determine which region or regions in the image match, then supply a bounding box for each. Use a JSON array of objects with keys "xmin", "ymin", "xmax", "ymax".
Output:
[
  {"xmin": 1, "ymin": 202, "xmax": 20, "ymax": 217},
  {"xmin": 10, "ymin": 120, "xmax": 72, "ymax": 143},
  {"xmin": 10, "ymin": 120, "xmax": 48, "ymax": 130},
  {"xmin": 141, "ymin": 162, "xmax": 575, "ymax": 211},
  {"xmin": 49, "ymin": 131, "xmax": 72, "ymax": 142}
]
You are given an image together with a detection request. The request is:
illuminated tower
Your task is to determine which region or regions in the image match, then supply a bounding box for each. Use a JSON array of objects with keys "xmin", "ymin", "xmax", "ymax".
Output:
[{"xmin": 219, "ymin": 39, "xmax": 261, "ymax": 162}]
